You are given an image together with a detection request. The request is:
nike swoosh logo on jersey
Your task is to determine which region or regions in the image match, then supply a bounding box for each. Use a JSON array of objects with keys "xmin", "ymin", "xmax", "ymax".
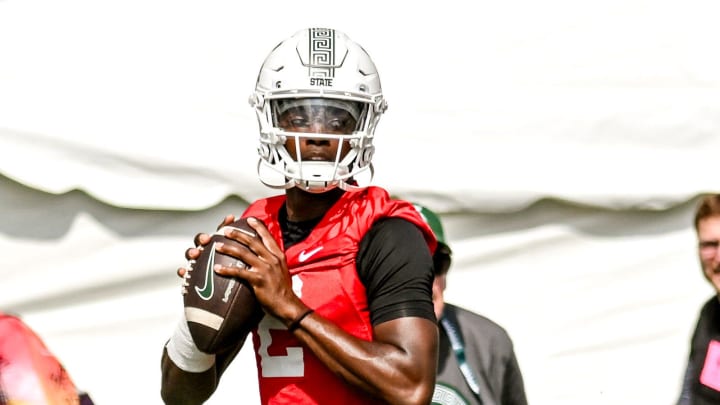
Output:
[
  {"xmin": 298, "ymin": 246, "xmax": 323, "ymax": 262},
  {"xmin": 195, "ymin": 243, "xmax": 217, "ymax": 300}
]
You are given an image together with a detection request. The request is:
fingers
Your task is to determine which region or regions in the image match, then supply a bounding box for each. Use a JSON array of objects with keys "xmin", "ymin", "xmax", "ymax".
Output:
[
  {"xmin": 180, "ymin": 228, "xmax": 214, "ymax": 279},
  {"xmin": 184, "ymin": 246, "xmax": 203, "ymax": 261},
  {"xmin": 176, "ymin": 214, "xmax": 238, "ymax": 281},
  {"xmin": 212, "ymin": 217, "xmax": 276, "ymax": 281},
  {"xmin": 246, "ymin": 217, "xmax": 284, "ymax": 257},
  {"xmin": 187, "ymin": 232, "xmax": 213, "ymax": 260},
  {"xmin": 216, "ymin": 214, "xmax": 236, "ymax": 231},
  {"xmin": 214, "ymin": 260, "xmax": 256, "ymax": 282},
  {"xmin": 193, "ymin": 232, "xmax": 212, "ymax": 248},
  {"xmin": 214, "ymin": 242, "xmax": 255, "ymax": 267},
  {"xmin": 216, "ymin": 218, "xmax": 283, "ymax": 271},
  {"xmin": 217, "ymin": 217, "xmax": 266, "ymax": 254},
  {"xmin": 210, "ymin": 217, "xmax": 297, "ymax": 317}
]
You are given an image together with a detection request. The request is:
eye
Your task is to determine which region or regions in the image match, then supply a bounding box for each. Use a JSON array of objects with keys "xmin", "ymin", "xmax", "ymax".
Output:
[
  {"xmin": 327, "ymin": 119, "xmax": 346, "ymax": 130},
  {"xmin": 289, "ymin": 118, "xmax": 310, "ymax": 128}
]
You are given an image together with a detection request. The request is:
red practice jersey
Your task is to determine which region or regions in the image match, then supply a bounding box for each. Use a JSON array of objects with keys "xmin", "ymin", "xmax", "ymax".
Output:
[{"xmin": 243, "ymin": 187, "xmax": 436, "ymax": 405}]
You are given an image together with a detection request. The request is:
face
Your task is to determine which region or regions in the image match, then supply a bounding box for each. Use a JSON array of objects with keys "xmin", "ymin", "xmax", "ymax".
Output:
[
  {"xmin": 432, "ymin": 273, "xmax": 446, "ymax": 321},
  {"xmin": 275, "ymin": 100, "xmax": 358, "ymax": 162},
  {"xmin": 697, "ymin": 215, "xmax": 720, "ymax": 293}
]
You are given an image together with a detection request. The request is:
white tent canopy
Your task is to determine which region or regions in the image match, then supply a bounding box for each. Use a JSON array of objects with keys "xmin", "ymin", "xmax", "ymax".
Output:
[{"xmin": 1, "ymin": 1, "xmax": 719, "ymax": 404}]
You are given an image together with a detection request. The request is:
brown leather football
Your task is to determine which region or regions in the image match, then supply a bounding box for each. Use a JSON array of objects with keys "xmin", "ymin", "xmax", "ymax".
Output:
[{"xmin": 182, "ymin": 217, "xmax": 263, "ymax": 353}]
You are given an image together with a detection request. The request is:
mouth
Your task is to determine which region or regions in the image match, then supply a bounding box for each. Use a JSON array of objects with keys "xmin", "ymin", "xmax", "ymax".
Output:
[{"xmin": 302, "ymin": 154, "xmax": 333, "ymax": 162}]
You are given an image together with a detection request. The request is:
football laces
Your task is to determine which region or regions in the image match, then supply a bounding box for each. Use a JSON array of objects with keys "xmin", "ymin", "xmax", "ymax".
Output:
[{"xmin": 181, "ymin": 259, "xmax": 196, "ymax": 295}]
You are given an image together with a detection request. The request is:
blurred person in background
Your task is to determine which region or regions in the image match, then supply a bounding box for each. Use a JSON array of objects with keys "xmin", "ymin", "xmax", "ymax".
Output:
[
  {"xmin": 0, "ymin": 311, "xmax": 94, "ymax": 405},
  {"xmin": 677, "ymin": 194, "xmax": 720, "ymax": 405},
  {"xmin": 413, "ymin": 203, "xmax": 528, "ymax": 405}
]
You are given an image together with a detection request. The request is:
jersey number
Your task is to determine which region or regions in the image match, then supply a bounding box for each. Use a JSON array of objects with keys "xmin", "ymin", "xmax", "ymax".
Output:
[{"xmin": 257, "ymin": 275, "xmax": 305, "ymax": 377}]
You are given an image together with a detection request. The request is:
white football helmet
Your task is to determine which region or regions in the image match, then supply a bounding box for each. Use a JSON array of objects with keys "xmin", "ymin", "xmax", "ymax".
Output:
[{"xmin": 249, "ymin": 28, "xmax": 387, "ymax": 193}]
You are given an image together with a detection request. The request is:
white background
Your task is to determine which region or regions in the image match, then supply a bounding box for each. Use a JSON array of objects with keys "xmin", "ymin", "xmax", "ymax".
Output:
[{"xmin": 1, "ymin": 1, "xmax": 719, "ymax": 404}]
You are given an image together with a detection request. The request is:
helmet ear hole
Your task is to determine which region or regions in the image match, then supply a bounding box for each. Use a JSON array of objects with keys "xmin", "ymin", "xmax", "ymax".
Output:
[{"xmin": 359, "ymin": 146, "xmax": 374, "ymax": 167}]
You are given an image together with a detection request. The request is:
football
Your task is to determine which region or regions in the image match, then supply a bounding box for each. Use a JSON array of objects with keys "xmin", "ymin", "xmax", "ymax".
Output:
[{"xmin": 182, "ymin": 217, "xmax": 264, "ymax": 354}]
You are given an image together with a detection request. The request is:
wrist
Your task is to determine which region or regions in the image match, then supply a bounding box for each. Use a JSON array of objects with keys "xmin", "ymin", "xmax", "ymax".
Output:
[
  {"xmin": 287, "ymin": 308, "xmax": 314, "ymax": 332},
  {"xmin": 165, "ymin": 313, "xmax": 216, "ymax": 372}
]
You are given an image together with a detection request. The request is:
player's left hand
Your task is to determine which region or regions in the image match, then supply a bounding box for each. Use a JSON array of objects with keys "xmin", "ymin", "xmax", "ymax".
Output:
[{"xmin": 213, "ymin": 217, "xmax": 308, "ymax": 325}]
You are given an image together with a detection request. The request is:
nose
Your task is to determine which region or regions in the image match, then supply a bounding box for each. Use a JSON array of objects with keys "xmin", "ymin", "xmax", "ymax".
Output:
[
  {"xmin": 303, "ymin": 131, "xmax": 331, "ymax": 146},
  {"xmin": 299, "ymin": 134, "xmax": 333, "ymax": 160}
]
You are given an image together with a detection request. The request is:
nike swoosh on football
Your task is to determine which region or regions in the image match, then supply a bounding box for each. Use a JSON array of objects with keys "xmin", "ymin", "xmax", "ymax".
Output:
[
  {"xmin": 195, "ymin": 243, "xmax": 217, "ymax": 300},
  {"xmin": 298, "ymin": 246, "xmax": 323, "ymax": 262}
]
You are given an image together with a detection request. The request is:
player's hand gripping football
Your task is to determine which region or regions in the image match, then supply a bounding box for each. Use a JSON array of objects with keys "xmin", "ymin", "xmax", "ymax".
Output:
[
  {"xmin": 214, "ymin": 217, "xmax": 309, "ymax": 326},
  {"xmin": 176, "ymin": 214, "xmax": 236, "ymax": 279},
  {"xmin": 178, "ymin": 215, "xmax": 309, "ymax": 328}
]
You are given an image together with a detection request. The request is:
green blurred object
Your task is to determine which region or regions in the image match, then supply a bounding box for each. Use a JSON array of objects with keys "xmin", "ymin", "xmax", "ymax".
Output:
[
  {"xmin": 412, "ymin": 203, "xmax": 446, "ymax": 245},
  {"xmin": 412, "ymin": 202, "xmax": 452, "ymax": 275}
]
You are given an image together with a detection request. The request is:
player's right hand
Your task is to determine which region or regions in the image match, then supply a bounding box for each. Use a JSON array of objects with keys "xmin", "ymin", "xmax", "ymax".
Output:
[{"xmin": 175, "ymin": 214, "xmax": 237, "ymax": 279}]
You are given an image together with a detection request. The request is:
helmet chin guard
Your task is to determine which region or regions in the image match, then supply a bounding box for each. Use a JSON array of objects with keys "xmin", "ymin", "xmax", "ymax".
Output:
[{"xmin": 249, "ymin": 28, "xmax": 387, "ymax": 193}]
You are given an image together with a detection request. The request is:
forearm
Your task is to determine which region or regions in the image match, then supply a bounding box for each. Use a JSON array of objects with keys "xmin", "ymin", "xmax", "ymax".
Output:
[
  {"xmin": 160, "ymin": 348, "xmax": 218, "ymax": 405},
  {"xmin": 160, "ymin": 316, "xmax": 221, "ymax": 404},
  {"xmin": 292, "ymin": 314, "xmax": 438, "ymax": 405}
]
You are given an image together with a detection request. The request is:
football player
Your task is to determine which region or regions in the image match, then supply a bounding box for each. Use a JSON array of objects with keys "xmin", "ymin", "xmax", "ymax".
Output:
[{"xmin": 161, "ymin": 28, "xmax": 439, "ymax": 405}]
